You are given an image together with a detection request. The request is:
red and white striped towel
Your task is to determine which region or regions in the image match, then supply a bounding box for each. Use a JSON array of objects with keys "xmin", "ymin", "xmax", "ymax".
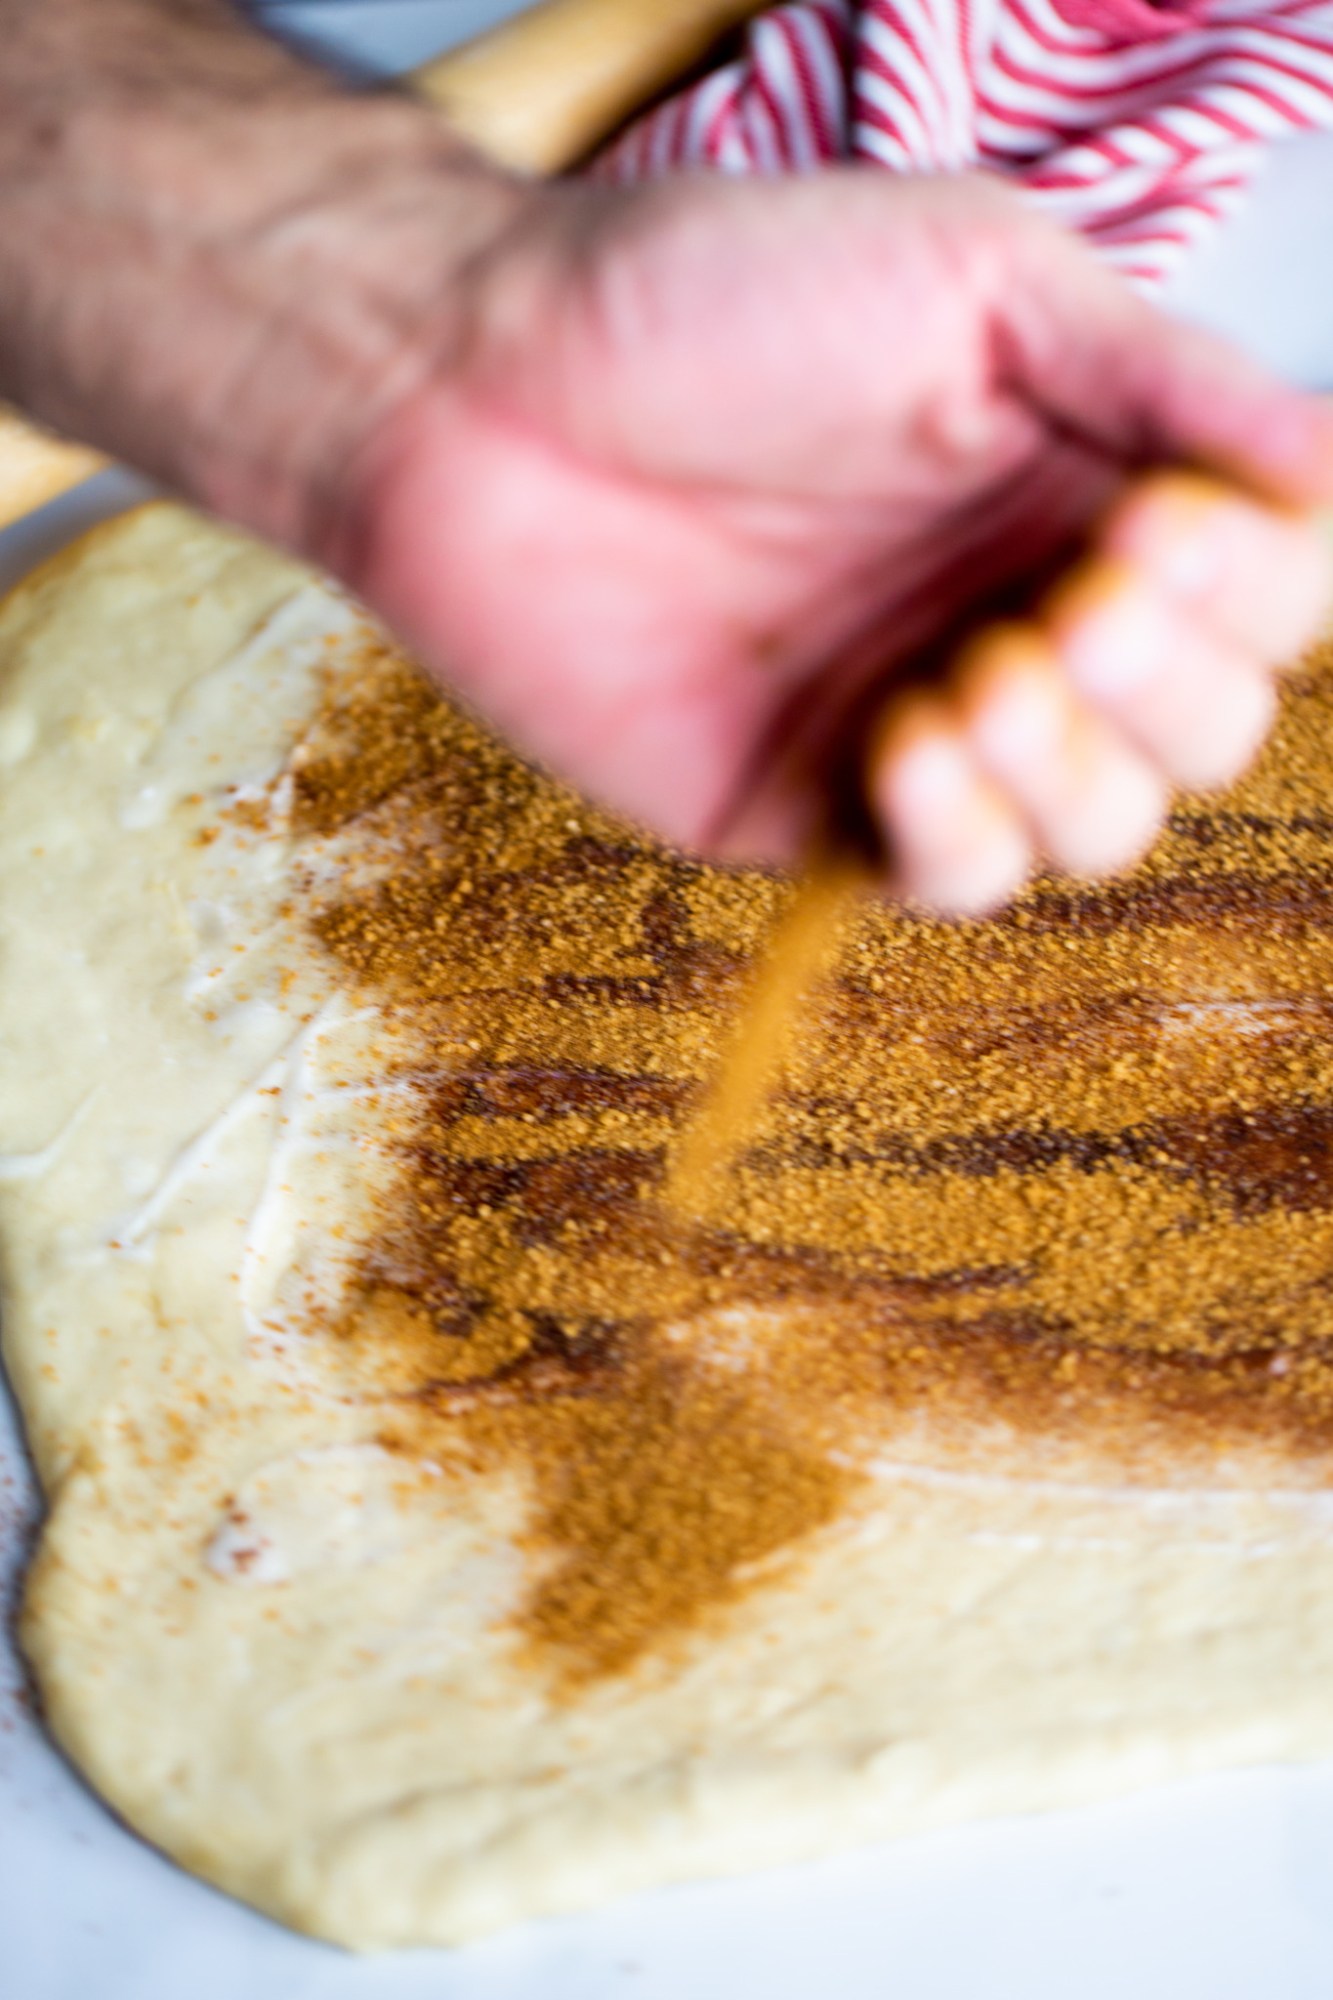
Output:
[{"xmin": 595, "ymin": 0, "xmax": 1333, "ymax": 288}]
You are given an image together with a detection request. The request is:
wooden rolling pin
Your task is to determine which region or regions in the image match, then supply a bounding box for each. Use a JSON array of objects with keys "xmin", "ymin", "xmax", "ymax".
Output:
[
  {"xmin": 416, "ymin": 0, "xmax": 765, "ymax": 175},
  {"xmin": 0, "ymin": 409, "xmax": 105, "ymax": 527},
  {"xmin": 0, "ymin": 0, "xmax": 766, "ymax": 534}
]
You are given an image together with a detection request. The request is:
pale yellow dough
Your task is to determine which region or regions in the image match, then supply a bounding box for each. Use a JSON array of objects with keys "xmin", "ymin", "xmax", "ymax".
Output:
[{"xmin": 6, "ymin": 505, "xmax": 1333, "ymax": 1949}]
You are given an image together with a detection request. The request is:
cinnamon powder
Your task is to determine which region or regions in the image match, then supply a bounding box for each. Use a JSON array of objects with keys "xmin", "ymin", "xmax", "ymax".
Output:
[{"xmin": 277, "ymin": 632, "xmax": 1333, "ymax": 1685}]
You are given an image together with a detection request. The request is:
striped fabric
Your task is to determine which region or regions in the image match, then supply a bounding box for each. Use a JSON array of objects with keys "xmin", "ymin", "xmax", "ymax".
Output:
[{"xmin": 595, "ymin": 0, "xmax": 1333, "ymax": 288}]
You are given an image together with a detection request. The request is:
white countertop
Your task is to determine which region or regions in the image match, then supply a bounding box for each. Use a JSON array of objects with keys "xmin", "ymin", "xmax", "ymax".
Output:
[{"xmin": 5, "ymin": 6, "xmax": 1333, "ymax": 1997}]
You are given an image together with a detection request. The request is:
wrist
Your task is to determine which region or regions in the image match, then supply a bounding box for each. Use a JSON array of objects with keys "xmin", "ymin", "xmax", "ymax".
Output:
[{"xmin": 0, "ymin": 0, "xmax": 533, "ymax": 554}]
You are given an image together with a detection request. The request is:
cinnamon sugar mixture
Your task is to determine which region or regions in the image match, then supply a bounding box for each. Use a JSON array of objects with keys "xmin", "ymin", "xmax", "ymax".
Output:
[{"xmin": 283, "ymin": 637, "xmax": 1333, "ymax": 1685}]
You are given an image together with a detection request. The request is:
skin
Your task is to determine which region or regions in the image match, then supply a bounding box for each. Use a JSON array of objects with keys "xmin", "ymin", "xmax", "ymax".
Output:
[{"xmin": 1, "ymin": 1, "xmax": 1331, "ymax": 915}]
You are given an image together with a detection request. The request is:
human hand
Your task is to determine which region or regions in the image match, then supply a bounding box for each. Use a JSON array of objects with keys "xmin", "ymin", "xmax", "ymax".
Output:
[
  {"xmin": 333, "ymin": 170, "xmax": 1333, "ymax": 912},
  {"xmin": 2, "ymin": 0, "xmax": 1328, "ymax": 916}
]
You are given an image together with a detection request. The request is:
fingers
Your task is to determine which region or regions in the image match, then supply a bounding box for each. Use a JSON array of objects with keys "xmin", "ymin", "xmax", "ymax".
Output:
[
  {"xmin": 870, "ymin": 694, "xmax": 1031, "ymax": 918},
  {"xmin": 866, "ymin": 471, "xmax": 1332, "ymax": 917},
  {"xmin": 953, "ymin": 625, "xmax": 1166, "ymax": 879},
  {"xmin": 1100, "ymin": 472, "xmax": 1333, "ymax": 666},
  {"xmin": 1045, "ymin": 555, "xmax": 1277, "ymax": 794}
]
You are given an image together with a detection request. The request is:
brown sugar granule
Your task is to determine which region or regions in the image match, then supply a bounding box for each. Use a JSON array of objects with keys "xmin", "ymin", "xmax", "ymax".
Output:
[
  {"xmin": 663, "ymin": 851, "xmax": 867, "ymax": 1222},
  {"xmin": 464, "ymin": 1335, "xmax": 847, "ymax": 1685},
  {"xmin": 279, "ymin": 631, "xmax": 1333, "ymax": 1685}
]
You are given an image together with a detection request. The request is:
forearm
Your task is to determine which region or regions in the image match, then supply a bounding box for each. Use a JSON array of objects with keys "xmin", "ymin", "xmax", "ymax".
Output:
[{"xmin": 0, "ymin": 0, "xmax": 527, "ymax": 552}]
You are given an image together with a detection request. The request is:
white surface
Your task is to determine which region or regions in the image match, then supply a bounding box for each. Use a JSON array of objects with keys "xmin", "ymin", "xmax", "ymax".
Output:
[
  {"xmin": 6, "ymin": 5, "xmax": 1333, "ymax": 1996},
  {"xmin": 10, "ymin": 1362, "xmax": 1333, "ymax": 2000},
  {"xmin": 259, "ymin": 0, "xmax": 536, "ymax": 72},
  {"xmin": 1162, "ymin": 134, "xmax": 1333, "ymax": 390}
]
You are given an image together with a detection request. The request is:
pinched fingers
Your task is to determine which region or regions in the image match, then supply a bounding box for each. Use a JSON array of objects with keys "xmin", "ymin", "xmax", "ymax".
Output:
[
  {"xmin": 1044, "ymin": 555, "xmax": 1278, "ymax": 794},
  {"xmin": 953, "ymin": 624, "xmax": 1166, "ymax": 879},
  {"xmin": 868, "ymin": 473, "xmax": 1331, "ymax": 915}
]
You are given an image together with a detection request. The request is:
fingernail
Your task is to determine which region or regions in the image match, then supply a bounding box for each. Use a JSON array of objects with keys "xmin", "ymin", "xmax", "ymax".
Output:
[
  {"xmin": 881, "ymin": 734, "xmax": 974, "ymax": 821},
  {"xmin": 1052, "ymin": 749, "xmax": 1166, "ymax": 879},
  {"xmin": 1062, "ymin": 586, "xmax": 1172, "ymax": 700},
  {"xmin": 971, "ymin": 674, "xmax": 1062, "ymax": 768},
  {"xmin": 1108, "ymin": 477, "xmax": 1237, "ymax": 598},
  {"xmin": 1156, "ymin": 513, "xmax": 1231, "ymax": 596},
  {"xmin": 911, "ymin": 816, "xmax": 1031, "ymax": 917}
]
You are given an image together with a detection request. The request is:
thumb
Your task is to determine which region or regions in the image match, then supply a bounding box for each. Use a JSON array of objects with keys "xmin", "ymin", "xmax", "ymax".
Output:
[{"xmin": 990, "ymin": 204, "xmax": 1333, "ymax": 509}]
